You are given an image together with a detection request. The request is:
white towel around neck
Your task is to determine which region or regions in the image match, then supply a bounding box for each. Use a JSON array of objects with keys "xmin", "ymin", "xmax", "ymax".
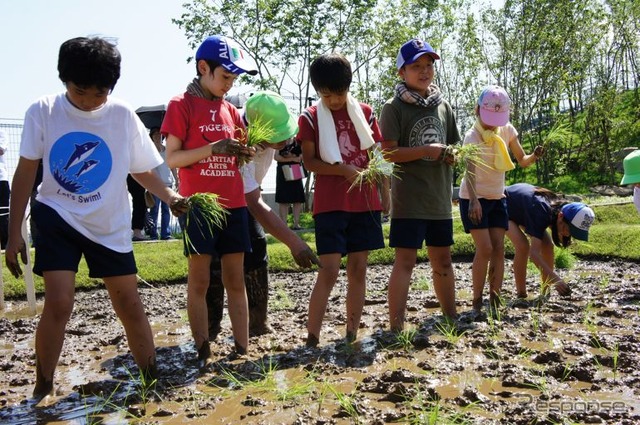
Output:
[{"xmin": 316, "ymin": 94, "xmax": 375, "ymax": 164}]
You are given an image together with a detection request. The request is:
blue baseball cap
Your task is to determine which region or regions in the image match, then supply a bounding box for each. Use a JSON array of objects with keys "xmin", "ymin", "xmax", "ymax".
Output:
[
  {"xmin": 195, "ymin": 35, "xmax": 258, "ymax": 76},
  {"xmin": 561, "ymin": 202, "xmax": 595, "ymax": 241},
  {"xmin": 396, "ymin": 38, "xmax": 440, "ymax": 70}
]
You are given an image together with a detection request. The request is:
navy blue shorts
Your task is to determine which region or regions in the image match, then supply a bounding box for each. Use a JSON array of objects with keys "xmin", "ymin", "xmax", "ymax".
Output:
[
  {"xmin": 31, "ymin": 202, "xmax": 137, "ymax": 278},
  {"xmin": 389, "ymin": 218, "xmax": 454, "ymax": 248},
  {"xmin": 459, "ymin": 198, "xmax": 508, "ymax": 233},
  {"xmin": 179, "ymin": 206, "xmax": 251, "ymax": 257},
  {"xmin": 314, "ymin": 211, "xmax": 385, "ymax": 256}
]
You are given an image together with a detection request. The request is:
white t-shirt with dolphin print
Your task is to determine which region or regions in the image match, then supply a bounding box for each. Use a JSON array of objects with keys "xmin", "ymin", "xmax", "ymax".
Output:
[{"xmin": 20, "ymin": 93, "xmax": 162, "ymax": 252}]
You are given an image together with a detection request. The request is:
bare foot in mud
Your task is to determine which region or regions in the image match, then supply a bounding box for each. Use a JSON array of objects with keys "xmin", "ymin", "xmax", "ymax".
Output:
[{"xmin": 555, "ymin": 281, "xmax": 572, "ymax": 296}]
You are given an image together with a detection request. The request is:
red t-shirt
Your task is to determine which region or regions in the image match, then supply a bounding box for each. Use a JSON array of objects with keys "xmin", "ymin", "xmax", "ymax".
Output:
[
  {"xmin": 162, "ymin": 93, "xmax": 246, "ymax": 208},
  {"xmin": 297, "ymin": 103, "xmax": 383, "ymax": 215}
]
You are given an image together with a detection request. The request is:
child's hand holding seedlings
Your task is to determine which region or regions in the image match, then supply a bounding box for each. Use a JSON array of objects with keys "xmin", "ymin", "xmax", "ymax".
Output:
[{"xmin": 209, "ymin": 137, "xmax": 256, "ymax": 165}]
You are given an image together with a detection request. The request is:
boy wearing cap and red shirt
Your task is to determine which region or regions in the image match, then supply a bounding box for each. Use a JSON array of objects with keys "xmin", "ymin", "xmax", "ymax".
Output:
[
  {"xmin": 379, "ymin": 38, "xmax": 460, "ymax": 332},
  {"xmin": 206, "ymin": 91, "xmax": 320, "ymax": 340},
  {"xmin": 458, "ymin": 85, "xmax": 543, "ymax": 313},
  {"xmin": 505, "ymin": 183, "xmax": 595, "ymax": 299},
  {"xmin": 163, "ymin": 35, "xmax": 258, "ymax": 362}
]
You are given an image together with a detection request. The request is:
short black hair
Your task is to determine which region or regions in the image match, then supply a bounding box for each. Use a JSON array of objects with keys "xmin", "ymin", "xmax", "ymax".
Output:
[
  {"xmin": 309, "ymin": 53, "xmax": 352, "ymax": 93},
  {"xmin": 196, "ymin": 59, "xmax": 222, "ymax": 77},
  {"xmin": 58, "ymin": 37, "xmax": 121, "ymax": 91}
]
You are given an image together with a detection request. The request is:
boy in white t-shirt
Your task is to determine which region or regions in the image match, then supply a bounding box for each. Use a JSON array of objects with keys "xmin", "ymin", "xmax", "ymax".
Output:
[{"xmin": 5, "ymin": 36, "xmax": 186, "ymax": 401}]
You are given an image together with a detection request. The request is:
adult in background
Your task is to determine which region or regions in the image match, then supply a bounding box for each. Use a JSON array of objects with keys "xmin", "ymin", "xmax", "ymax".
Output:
[
  {"xmin": 127, "ymin": 174, "xmax": 148, "ymax": 241},
  {"xmin": 505, "ymin": 183, "xmax": 595, "ymax": 298},
  {"xmin": 0, "ymin": 129, "xmax": 10, "ymax": 248},
  {"xmin": 148, "ymin": 127, "xmax": 177, "ymax": 240},
  {"xmin": 274, "ymin": 138, "xmax": 306, "ymax": 230},
  {"xmin": 207, "ymin": 91, "xmax": 320, "ymax": 339}
]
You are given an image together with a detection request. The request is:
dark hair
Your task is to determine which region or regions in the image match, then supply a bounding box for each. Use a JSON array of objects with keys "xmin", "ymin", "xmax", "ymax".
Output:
[
  {"xmin": 58, "ymin": 37, "xmax": 121, "ymax": 90},
  {"xmin": 309, "ymin": 53, "xmax": 352, "ymax": 93},
  {"xmin": 534, "ymin": 187, "xmax": 571, "ymax": 248},
  {"xmin": 196, "ymin": 59, "xmax": 221, "ymax": 77}
]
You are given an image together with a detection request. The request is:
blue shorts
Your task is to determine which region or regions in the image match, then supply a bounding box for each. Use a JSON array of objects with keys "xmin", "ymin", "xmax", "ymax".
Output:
[
  {"xmin": 389, "ymin": 218, "xmax": 454, "ymax": 248},
  {"xmin": 459, "ymin": 198, "xmax": 508, "ymax": 233},
  {"xmin": 179, "ymin": 206, "xmax": 251, "ymax": 257},
  {"xmin": 314, "ymin": 211, "xmax": 385, "ymax": 256},
  {"xmin": 31, "ymin": 202, "xmax": 137, "ymax": 278}
]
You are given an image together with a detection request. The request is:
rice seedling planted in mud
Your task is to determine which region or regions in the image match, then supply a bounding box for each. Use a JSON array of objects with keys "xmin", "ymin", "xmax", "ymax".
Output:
[{"xmin": 184, "ymin": 193, "xmax": 228, "ymax": 253}]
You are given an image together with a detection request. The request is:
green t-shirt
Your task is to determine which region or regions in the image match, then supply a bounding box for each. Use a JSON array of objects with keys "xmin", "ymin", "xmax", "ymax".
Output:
[{"xmin": 379, "ymin": 97, "xmax": 461, "ymax": 220}]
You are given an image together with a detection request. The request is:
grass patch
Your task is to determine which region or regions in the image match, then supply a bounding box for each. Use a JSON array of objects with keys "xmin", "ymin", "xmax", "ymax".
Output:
[{"xmin": 2, "ymin": 201, "xmax": 638, "ymax": 299}]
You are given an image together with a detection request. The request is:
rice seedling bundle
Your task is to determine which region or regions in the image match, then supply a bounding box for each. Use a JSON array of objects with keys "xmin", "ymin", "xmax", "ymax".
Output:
[
  {"xmin": 454, "ymin": 143, "xmax": 492, "ymax": 174},
  {"xmin": 238, "ymin": 115, "xmax": 277, "ymax": 147},
  {"xmin": 543, "ymin": 121, "xmax": 574, "ymax": 148},
  {"xmin": 348, "ymin": 148, "xmax": 396, "ymax": 192},
  {"xmin": 184, "ymin": 192, "xmax": 229, "ymax": 253}
]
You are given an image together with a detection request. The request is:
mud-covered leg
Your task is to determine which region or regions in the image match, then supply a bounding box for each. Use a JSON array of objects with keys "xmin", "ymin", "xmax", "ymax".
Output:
[
  {"xmin": 246, "ymin": 264, "xmax": 270, "ymax": 336},
  {"xmin": 206, "ymin": 254, "xmax": 224, "ymax": 341}
]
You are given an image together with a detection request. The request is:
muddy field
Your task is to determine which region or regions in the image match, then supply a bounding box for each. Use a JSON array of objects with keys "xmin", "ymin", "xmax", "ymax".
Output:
[{"xmin": 1, "ymin": 259, "xmax": 640, "ymax": 424}]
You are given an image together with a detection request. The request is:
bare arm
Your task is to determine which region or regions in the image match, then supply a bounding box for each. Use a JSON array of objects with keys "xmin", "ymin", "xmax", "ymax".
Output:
[
  {"xmin": 528, "ymin": 236, "xmax": 566, "ymax": 287},
  {"xmin": 245, "ymin": 188, "xmax": 320, "ymax": 268},
  {"xmin": 131, "ymin": 171, "xmax": 186, "ymax": 216},
  {"xmin": 510, "ymin": 135, "xmax": 540, "ymax": 168},
  {"xmin": 164, "ymin": 134, "xmax": 254, "ymax": 169},
  {"xmin": 300, "ymin": 138, "xmax": 360, "ymax": 182},
  {"xmin": 381, "ymin": 140, "xmax": 448, "ymax": 163},
  {"xmin": 5, "ymin": 157, "xmax": 39, "ymax": 277}
]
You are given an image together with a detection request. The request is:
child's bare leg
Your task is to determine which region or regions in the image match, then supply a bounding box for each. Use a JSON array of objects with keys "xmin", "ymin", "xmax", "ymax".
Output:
[
  {"xmin": 33, "ymin": 271, "xmax": 76, "ymax": 398},
  {"xmin": 538, "ymin": 231, "xmax": 567, "ymax": 293},
  {"xmin": 306, "ymin": 253, "xmax": 341, "ymax": 345},
  {"xmin": 388, "ymin": 248, "xmax": 418, "ymax": 332},
  {"xmin": 427, "ymin": 246, "xmax": 457, "ymax": 319},
  {"xmin": 278, "ymin": 204, "xmax": 289, "ymax": 223},
  {"xmin": 292, "ymin": 203, "xmax": 303, "ymax": 227},
  {"xmin": 345, "ymin": 251, "xmax": 368, "ymax": 340},
  {"xmin": 488, "ymin": 227, "xmax": 506, "ymax": 308},
  {"xmin": 104, "ymin": 275, "xmax": 156, "ymax": 375},
  {"xmin": 469, "ymin": 229, "xmax": 491, "ymax": 311},
  {"xmin": 220, "ymin": 252, "xmax": 249, "ymax": 353},
  {"xmin": 186, "ymin": 254, "xmax": 213, "ymax": 356},
  {"xmin": 506, "ymin": 222, "xmax": 529, "ymax": 297}
]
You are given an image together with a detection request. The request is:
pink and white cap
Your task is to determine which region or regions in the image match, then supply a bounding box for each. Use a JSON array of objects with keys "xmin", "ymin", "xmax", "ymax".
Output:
[{"xmin": 478, "ymin": 85, "xmax": 511, "ymax": 127}]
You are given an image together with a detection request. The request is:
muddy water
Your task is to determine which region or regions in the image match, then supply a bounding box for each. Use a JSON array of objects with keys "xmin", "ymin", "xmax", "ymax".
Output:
[{"xmin": 1, "ymin": 260, "xmax": 640, "ymax": 424}]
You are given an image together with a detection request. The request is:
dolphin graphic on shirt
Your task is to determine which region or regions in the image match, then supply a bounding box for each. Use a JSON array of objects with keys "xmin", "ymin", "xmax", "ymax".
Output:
[
  {"xmin": 74, "ymin": 159, "xmax": 99, "ymax": 178},
  {"xmin": 63, "ymin": 141, "xmax": 100, "ymax": 172}
]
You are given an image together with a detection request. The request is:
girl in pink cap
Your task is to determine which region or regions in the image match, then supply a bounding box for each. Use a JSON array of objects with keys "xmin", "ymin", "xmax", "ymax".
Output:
[{"xmin": 458, "ymin": 85, "xmax": 544, "ymax": 314}]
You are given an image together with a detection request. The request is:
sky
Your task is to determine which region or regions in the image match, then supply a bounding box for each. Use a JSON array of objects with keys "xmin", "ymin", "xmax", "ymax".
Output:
[
  {"xmin": 0, "ymin": 0, "xmax": 284, "ymax": 190},
  {"xmin": 0, "ymin": 0, "xmax": 202, "ymax": 119}
]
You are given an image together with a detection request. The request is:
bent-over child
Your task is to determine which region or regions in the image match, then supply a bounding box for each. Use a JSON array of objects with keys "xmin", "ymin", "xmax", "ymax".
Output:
[{"xmin": 505, "ymin": 183, "xmax": 595, "ymax": 297}]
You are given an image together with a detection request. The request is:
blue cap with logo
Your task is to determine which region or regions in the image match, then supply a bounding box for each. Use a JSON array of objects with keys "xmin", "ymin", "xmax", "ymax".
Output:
[
  {"xmin": 561, "ymin": 202, "xmax": 595, "ymax": 241},
  {"xmin": 195, "ymin": 35, "xmax": 258, "ymax": 76},
  {"xmin": 396, "ymin": 38, "xmax": 440, "ymax": 70}
]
